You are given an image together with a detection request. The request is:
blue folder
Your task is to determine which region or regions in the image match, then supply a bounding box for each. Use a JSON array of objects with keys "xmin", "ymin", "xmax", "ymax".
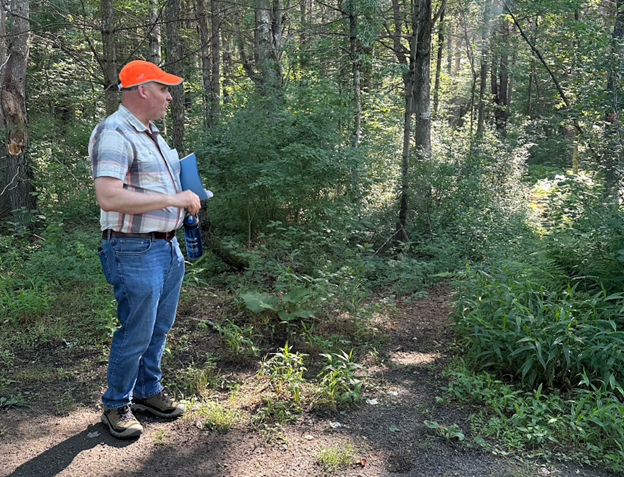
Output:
[{"xmin": 179, "ymin": 153, "xmax": 212, "ymax": 200}]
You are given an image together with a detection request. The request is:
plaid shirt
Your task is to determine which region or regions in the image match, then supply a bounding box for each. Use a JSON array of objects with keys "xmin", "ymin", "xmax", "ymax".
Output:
[{"xmin": 89, "ymin": 105, "xmax": 184, "ymax": 233}]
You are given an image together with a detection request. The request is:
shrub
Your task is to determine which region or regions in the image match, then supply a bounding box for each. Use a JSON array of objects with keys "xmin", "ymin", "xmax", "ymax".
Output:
[{"xmin": 453, "ymin": 267, "xmax": 624, "ymax": 391}]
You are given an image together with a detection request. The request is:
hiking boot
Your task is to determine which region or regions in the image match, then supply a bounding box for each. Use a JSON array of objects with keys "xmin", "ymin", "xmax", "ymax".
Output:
[
  {"xmin": 101, "ymin": 404, "xmax": 143, "ymax": 439},
  {"xmin": 132, "ymin": 392, "xmax": 184, "ymax": 418}
]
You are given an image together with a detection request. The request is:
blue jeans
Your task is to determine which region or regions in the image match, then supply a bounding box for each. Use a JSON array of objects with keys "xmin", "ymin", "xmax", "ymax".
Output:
[{"xmin": 97, "ymin": 236, "xmax": 185, "ymax": 409}]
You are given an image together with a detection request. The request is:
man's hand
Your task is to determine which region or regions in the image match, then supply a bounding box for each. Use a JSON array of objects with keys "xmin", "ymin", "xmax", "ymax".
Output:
[
  {"xmin": 95, "ymin": 177, "xmax": 202, "ymax": 215},
  {"xmin": 170, "ymin": 190, "xmax": 201, "ymax": 215}
]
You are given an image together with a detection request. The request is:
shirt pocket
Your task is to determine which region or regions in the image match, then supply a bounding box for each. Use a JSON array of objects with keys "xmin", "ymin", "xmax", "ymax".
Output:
[{"xmin": 131, "ymin": 142, "xmax": 168, "ymax": 191}]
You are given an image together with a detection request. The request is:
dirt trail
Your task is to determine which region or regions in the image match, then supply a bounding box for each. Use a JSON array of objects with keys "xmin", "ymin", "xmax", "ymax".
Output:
[{"xmin": 0, "ymin": 286, "xmax": 616, "ymax": 477}]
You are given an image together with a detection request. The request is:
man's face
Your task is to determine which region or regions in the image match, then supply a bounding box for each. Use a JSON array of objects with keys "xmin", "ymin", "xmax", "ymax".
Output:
[{"xmin": 141, "ymin": 82, "xmax": 172, "ymax": 120}]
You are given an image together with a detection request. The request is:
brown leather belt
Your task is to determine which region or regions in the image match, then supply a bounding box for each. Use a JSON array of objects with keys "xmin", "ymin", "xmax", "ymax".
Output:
[{"xmin": 102, "ymin": 230, "xmax": 176, "ymax": 241}]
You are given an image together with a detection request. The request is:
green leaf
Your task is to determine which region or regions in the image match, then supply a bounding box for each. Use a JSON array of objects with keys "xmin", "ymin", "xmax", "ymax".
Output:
[
  {"xmin": 241, "ymin": 292, "xmax": 278, "ymax": 313},
  {"xmin": 278, "ymin": 310, "xmax": 295, "ymax": 321},
  {"xmin": 282, "ymin": 287, "xmax": 310, "ymax": 304},
  {"xmin": 293, "ymin": 308, "xmax": 315, "ymax": 319},
  {"xmin": 424, "ymin": 420, "xmax": 439, "ymax": 429}
]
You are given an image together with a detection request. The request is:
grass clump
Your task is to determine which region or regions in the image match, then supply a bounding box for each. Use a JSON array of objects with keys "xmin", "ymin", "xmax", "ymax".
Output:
[
  {"xmin": 192, "ymin": 400, "xmax": 244, "ymax": 432},
  {"xmin": 316, "ymin": 442, "xmax": 355, "ymax": 472}
]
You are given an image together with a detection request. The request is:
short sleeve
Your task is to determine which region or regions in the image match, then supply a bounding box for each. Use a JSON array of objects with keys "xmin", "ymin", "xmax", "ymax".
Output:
[{"xmin": 89, "ymin": 125, "xmax": 132, "ymax": 181}]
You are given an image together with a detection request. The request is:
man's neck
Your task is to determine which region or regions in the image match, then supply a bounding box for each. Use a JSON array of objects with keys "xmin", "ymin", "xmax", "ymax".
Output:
[{"xmin": 121, "ymin": 102, "xmax": 151, "ymax": 129}]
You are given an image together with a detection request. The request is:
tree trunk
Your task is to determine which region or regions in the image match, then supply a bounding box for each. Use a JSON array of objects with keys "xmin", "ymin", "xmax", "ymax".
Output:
[
  {"xmin": 604, "ymin": 0, "xmax": 624, "ymax": 201},
  {"xmin": 391, "ymin": 0, "xmax": 419, "ymax": 239},
  {"xmin": 446, "ymin": 19, "xmax": 453, "ymax": 76},
  {"xmin": 196, "ymin": 0, "xmax": 213, "ymax": 126},
  {"xmin": 493, "ymin": 19, "xmax": 509, "ymax": 133},
  {"xmin": 165, "ymin": 0, "xmax": 185, "ymax": 153},
  {"xmin": 0, "ymin": 0, "xmax": 10, "ymax": 217},
  {"xmin": 413, "ymin": 0, "xmax": 432, "ymax": 154},
  {"xmin": 210, "ymin": 0, "xmax": 221, "ymax": 123},
  {"xmin": 433, "ymin": 9, "xmax": 444, "ymax": 117},
  {"xmin": 101, "ymin": 0, "xmax": 117, "ymax": 117},
  {"xmin": 348, "ymin": 3, "xmax": 361, "ymax": 146},
  {"xmin": 222, "ymin": 31, "xmax": 233, "ymax": 101},
  {"xmin": 1, "ymin": 0, "xmax": 37, "ymax": 225},
  {"xmin": 256, "ymin": 0, "xmax": 281, "ymax": 92},
  {"xmin": 527, "ymin": 60, "xmax": 533, "ymax": 117},
  {"xmin": 476, "ymin": 0, "xmax": 492, "ymax": 136},
  {"xmin": 148, "ymin": 0, "xmax": 161, "ymax": 64},
  {"xmin": 454, "ymin": 36, "xmax": 462, "ymax": 75}
]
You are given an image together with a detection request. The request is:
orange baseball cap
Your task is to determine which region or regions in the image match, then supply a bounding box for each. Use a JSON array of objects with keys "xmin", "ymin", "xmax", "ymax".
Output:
[{"xmin": 118, "ymin": 60, "xmax": 183, "ymax": 89}]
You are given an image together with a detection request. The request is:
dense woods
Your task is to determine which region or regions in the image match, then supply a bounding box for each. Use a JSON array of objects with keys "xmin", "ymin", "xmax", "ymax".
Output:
[{"xmin": 3, "ymin": 0, "xmax": 624, "ymax": 470}]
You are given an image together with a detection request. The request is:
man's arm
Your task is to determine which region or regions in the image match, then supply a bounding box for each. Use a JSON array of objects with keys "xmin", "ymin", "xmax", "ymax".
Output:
[{"xmin": 95, "ymin": 177, "xmax": 201, "ymax": 216}]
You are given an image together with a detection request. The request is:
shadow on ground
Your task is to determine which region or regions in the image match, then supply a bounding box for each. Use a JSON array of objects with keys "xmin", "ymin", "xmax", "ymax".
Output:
[{"xmin": 6, "ymin": 423, "xmax": 136, "ymax": 477}]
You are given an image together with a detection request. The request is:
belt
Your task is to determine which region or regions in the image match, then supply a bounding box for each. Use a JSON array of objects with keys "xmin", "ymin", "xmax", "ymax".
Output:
[{"xmin": 102, "ymin": 230, "xmax": 176, "ymax": 241}]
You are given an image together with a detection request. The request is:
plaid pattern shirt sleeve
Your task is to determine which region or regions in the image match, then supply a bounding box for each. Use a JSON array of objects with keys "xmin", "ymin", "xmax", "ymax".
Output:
[{"xmin": 89, "ymin": 105, "xmax": 184, "ymax": 233}]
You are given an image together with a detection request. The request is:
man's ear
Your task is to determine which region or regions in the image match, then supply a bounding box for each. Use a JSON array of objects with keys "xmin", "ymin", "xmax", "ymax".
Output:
[{"xmin": 138, "ymin": 84, "xmax": 149, "ymax": 99}]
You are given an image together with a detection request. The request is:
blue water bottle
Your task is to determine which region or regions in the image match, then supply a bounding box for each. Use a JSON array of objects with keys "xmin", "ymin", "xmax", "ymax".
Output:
[{"xmin": 183, "ymin": 214, "xmax": 203, "ymax": 259}]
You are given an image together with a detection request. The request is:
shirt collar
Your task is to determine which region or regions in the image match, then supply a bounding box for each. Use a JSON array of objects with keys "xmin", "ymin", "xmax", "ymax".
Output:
[{"xmin": 118, "ymin": 104, "xmax": 160, "ymax": 135}]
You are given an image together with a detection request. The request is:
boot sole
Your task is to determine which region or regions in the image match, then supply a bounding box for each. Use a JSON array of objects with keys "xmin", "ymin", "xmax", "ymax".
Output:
[
  {"xmin": 132, "ymin": 403, "xmax": 184, "ymax": 418},
  {"xmin": 101, "ymin": 413, "xmax": 143, "ymax": 439}
]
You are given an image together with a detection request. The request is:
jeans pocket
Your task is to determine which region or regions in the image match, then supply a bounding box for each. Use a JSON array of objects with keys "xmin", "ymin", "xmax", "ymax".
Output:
[
  {"xmin": 98, "ymin": 246, "xmax": 113, "ymax": 284},
  {"xmin": 114, "ymin": 238, "xmax": 153, "ymax": 255}
]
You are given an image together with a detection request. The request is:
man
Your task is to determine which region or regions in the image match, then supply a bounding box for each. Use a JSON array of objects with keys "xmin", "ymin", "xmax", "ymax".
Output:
[{"xmin": 89, "ymin": 60, "xmax": 201, "ymax": 439}]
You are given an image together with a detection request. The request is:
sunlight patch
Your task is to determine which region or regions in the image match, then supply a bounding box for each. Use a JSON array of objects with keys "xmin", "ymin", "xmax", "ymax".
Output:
[{"xmin": 389, "ymin": 351, "xmax": 440, "ymax": 366}]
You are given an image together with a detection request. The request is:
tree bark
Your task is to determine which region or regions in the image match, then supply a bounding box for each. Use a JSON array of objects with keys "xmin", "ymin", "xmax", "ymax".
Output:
[
  {"xmin": 165, "ymin": 0, "xmax": 185, "ymax": 153},
  {"xmin": 604, "ymin": 0, "xmax": 624, "ymax": 201},
  {"xmin": 196, "ymin": 0, "xmax": 213, "ymax": 126},
  {"xmin": 222, "ymin": 31, "xmax": 233, "ymax": 101},
  {"xmin": 391, "ymin": 0, "xmax": 419, "ymax": 239},
  {"xmin": 493, "ymin": 19, "xmax": 509, "ymax": 133},
  {"xmin": 433, "ymin": 9, "xmax": 445, "ymax": 117},
  {"xmin": 256, "ymin": 0, "xmax": 281, "ymax": 92},
  {"xmin": 210, "ymin": 0, "xmax": 221, "ymax": 123},
  {"xmin": 476, "ymin": 0, "xmax": 492, "ymax": 136},
  {"xmin": 413, "ymin": 0, "xmax": 437, "ymax": 154},
  {"xmin": 0, "ymin": 0, "xmax": 10, "ymax": 216},
  {"xmin": 148, "ymin": 0, "xmax": 161, "ymax": 64},
  {"xmin": 1, "ymin": 0, "xmax": 37, "ymax": 225},
  {"xmin": 446, "ymin": 18, "xmax": 453, "ymax": 76},
  {"xmin": 347, "ymin": 2, "xmax": 361, "ymax": 146},
  {"xmin": 101, "ymin": 0, "xmax": 117, "ymax": 117}
]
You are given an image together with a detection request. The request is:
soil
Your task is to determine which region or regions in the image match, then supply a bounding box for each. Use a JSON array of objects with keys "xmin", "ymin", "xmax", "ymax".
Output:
[{"xmin": 0, "ymin": 285, "xmax": 618, "ymax": 477}]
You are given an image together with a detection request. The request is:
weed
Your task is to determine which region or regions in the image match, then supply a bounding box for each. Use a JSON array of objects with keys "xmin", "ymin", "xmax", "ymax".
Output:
[
  {"xmin": 153, "ymin": 428, "xmax": 168, "ymax": 445},
  {"xmin": 0, "ymin": 394, "xmax": 26, "ymax": 408},
  {"xmin": 260, "ymin": 423, "xmax": 289, "ymax": 447},
  {"xmin": 424, "ymin": 420, "xmax": 465, "ymax": 441},
  {"xmin": 204, "ymin": 320, "xmax": 259, "ymax": 358},
  {"xmin": 445, "ymin": 365, "xmax": 624, "ymax": 470},
  {"xmin": 260, "ymin": 343, "xmax": 307, "ymax": 402},
  {"xmin": 170, "ymin": 355, "xmax": 222, "ymax": 397},
  {"xmin": 54, "ymin": 392, "xmax": 77, "ymax": 415},
  {"xmin": 316, "ymin": 443, "xmax": 354, "ymax": 472},
  {"xmin": 317, "ymin": 350, "xmax": 364, "ymax": 407},
  {"xmin": 193, "ymin": 400, "xmax": 244, "ymax": 432},
  {"xmin": 252, "ymin": 397, "xmax": 301, "ymax": 426}
]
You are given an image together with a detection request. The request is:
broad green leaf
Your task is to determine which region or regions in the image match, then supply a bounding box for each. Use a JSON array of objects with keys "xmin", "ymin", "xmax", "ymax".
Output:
[
  {"xmin": 241, "ymin": 292, "xmax": 278, "ymax": 313},
  {"xmin": 282, "ymin": 287, "xmax": 310, "ymax": 304}
]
